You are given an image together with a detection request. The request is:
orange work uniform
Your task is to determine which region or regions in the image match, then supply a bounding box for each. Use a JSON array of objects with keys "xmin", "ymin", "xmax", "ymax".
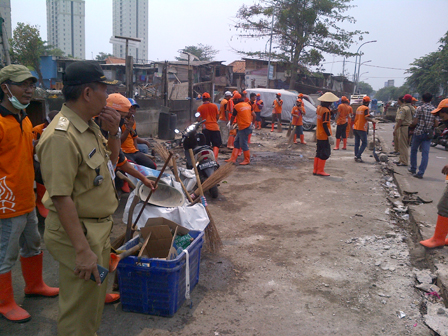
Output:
[
  {"xmin": 32, "ymin": 123, "xmax": 46, "ymax": 141},
  {"xmin": 316, "ymin": 106, "xmax": 332, "ymax": 140},
  {"xmin": 219, "ymin": 98, "xmax": 230, "ymax": 121},
  {"xmin": 233, "ymin": 102, "xmax": 253, "ymax": 131},
  {"xmin": 291, "ymin": 106, "xmax": 304, "ymax": 126},
  {"xmin": 197, "ymin": 102, "xmax": 219, "ymax": 131},
  {"xmin": 273, "ymin": 99, "xmax": 283, "ymax": 114},
  {"xmin": 121, "ymin": 123, "xmax": 138, "ymax": 153},
  {"xmin": 336, "ymin": 104, "xmax": 352, "ymax": 125},
  {"xmin": 354, "ymin": 105, "xmax": 369, "ymax": 131},
  {"xmin": 0, "ymin": 107, "xmax": 35, "ymax": 218}
]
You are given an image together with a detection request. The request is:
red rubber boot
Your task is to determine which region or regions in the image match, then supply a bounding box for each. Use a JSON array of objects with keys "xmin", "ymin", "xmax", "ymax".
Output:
[
  {"xmin": 105, "ymin": 293, "xmax": 120, "ymax": 304},
  {"xmin": 20, "ymin": 252, "xmax": 59, "ymax": 297},
  {"xmin": 313, "ymin": 157, "xmax": 318, "ymax": 175},
  {"xmin": 240, "ymin": 150, "xmax": 251, "ymax": 165},
  {"xmin": 300, "ymin": 134, "xmax": 307, "ymax": 144},
  {"xmin": 342, "ymin": 138, "xmax": 347, "ymax": 150},
  {"xmin": 213, "ymin": 146, "xmax": 219, "ymax": 160},
  {"xmin": 333, "ymin": 139, "xmax": 340, "ymax": 150},
  {"xmin": 248, "ymin": 133, "xmax": 252, "ymax": 144},
  {"xmin": 225, "ymin": 148, "xmax": 239, "ymax": 163},
  {"xmin": 420, "ymin": 215, "xmax": 448, "ymax": 248},
  {"xmin": 0, "ymin": 271, "xmax": 31, "ymax": 323},
  {"xmin": 227, "ymin": 134, "xmax": 235, "ymax": 149},
  {"xmin": 316, "ymin": 158, "xmax": 330, "ymax": 176},
  {"xmin": 293, "ymin": 135, "xmax": 298, "ymax": 144}
]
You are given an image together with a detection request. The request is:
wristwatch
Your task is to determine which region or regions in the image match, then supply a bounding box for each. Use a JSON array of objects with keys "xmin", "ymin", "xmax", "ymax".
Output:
[{"xmin": 109, "ymin": 127, "xmax": 121, "ymax": 139}]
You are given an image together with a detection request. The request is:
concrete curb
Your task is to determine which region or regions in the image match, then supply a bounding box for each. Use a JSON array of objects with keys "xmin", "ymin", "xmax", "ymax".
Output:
[{"xmin": 379, "ymin": 133, "xmax": 448, "ymax": 304}]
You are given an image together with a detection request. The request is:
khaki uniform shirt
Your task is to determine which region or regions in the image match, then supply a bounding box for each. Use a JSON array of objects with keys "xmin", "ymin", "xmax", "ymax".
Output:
[
  {"xmin": 36, "ymin": 104, "xmax": 118, "ymax": 218},
  {"xmin": 396, "ymin": 103, "xmax": 414, "ymax": 126}
]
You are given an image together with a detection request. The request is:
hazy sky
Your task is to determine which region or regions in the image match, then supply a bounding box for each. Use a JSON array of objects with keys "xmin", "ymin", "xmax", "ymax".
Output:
[{"xmin": 11, "ymin": 0, "xmax": 448, "ymax": 90}]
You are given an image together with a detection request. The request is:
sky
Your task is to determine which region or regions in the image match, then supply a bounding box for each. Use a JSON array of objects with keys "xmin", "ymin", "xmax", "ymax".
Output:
[{"xmin": 10, "ymin": 0, "xmax": 448, "ymax": 91}]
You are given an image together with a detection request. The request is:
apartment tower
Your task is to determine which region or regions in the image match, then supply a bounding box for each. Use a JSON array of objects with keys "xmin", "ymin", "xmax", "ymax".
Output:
[
  {"xmin": 112, "ymin": 0, "xmax": 148, "ymax": 63},
  {"xmin": 46, "ymin": 0, "xmax": 85, "ymax": 59}
]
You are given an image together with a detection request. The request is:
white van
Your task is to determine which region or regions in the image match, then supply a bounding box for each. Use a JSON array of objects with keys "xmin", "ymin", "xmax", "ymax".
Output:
[{"xmin": 245, "ymin": 88, "xmax": 317, "ymax": 131}]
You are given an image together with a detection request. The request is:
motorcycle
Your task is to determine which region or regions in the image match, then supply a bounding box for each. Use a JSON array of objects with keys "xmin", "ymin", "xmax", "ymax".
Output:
[
  {"xmin": 430, "ymin": 126, "xmax": 448, "ymax": 151},
  {"xmin": 175, "ymin": 113, "xmax": 220, "ymax": 198}
]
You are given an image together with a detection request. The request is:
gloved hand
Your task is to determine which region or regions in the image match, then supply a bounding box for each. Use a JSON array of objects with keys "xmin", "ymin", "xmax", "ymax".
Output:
[
  {"xmin": 328, "ymin": 136, "xmax": 335, "ymax": 146},
  {"xmin": 227, "ymin": 121, "xmax": 231, "ymax": 129}
]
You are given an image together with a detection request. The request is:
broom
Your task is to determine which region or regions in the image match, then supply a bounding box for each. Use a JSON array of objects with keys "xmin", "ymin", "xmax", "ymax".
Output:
[
  {"xmin": 153, "ymin": 142, "xmax": 173, "ymax": 166},
  {"xmin": 189, "ymin": 149, "xmax": 222, "ymax": 253},
  {"xmin": 193, "ymin": 162, "xmax": 236, "ymax": 197},
  {"xmin": 112, "ymin": 152, "xmax": 173, "ymax": 246},
  {"xmin": 286, "ymin": 120, "xmax": 293, "ymax": 137},
  {"xmin": 287, "ymin": 126, "xmax": 296, "ymax": 147}
]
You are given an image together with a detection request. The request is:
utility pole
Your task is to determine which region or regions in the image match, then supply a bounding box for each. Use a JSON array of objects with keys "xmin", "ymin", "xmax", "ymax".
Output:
[
  {"xmin": 162, "ymin": 61, "xmax": 168, "ymax": 106},
  {"xmin": 266, "ymin": 11, "xmax": 275, "ymax": 88},
  {"xmin": 188, "ymin": 54, "xmax": 193, "ymax": 123},
  {"xmin": 211, "ymin": 65, "xmax": 216, "ymax": 103},
  {"xmin": 109, "ymin": 36, "xmax": 141, "ymax": 97}
]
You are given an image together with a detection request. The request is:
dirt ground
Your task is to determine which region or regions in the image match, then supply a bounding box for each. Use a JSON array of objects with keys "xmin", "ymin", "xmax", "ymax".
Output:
[{"xmin": 1, "ymin": 124, "xmax": 436, "ymax": 336}]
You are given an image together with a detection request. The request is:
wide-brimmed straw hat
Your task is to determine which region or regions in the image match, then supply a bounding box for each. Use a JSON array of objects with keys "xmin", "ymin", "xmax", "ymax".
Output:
[{"xmin": 317, "ymin": 92, "xmax": 339, "ymax": 103}]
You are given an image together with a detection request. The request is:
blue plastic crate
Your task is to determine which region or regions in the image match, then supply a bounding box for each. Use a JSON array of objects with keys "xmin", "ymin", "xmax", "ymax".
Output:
[{"xmin": 116, "ymin": 230, "xmax": 204, "ymax": 317}]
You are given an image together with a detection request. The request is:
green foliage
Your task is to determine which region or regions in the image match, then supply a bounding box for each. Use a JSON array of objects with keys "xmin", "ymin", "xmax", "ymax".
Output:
[
  {"xmin": 176, "ymin": 44, "xmax": 219, "ymax": 62},
  {"xmin": 234, "ymin": 0, "xmax": 366, "ymax": 88},
  {"xmin": 374, "ymin": 84, "xmax": 410, "ymax": 102},
  {"xmin": 95, "ymin": 52, "xmax": 113, "ymax": 61},
  {"xmin": 357, "ymin": 81, "xmax": 373, "ymax": 96},
  {"xmin": 8, "ymin": 23, "xmax": 63, "ymax": 84},
  {"xmin": 406, "ymin": 31, "xmax": 448, "ymax": 98}
]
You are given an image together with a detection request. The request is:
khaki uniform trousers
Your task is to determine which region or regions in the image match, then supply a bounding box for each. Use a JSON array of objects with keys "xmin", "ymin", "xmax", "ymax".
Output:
[
  {"xmin": 393, "ymin": 128, "xmax": 399, "ymax": 153},
  {"xmin": 44, "ymin": 211, "xmax": 112, "ymax": 336},
  {"xmin": 397, "ymin": 126, "xmax": 409, "ymax": 165}
]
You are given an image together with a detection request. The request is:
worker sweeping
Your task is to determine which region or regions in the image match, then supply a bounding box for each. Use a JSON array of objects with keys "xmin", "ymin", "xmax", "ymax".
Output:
[
  {"xmin": 219, "ymin": 91, "xmax": 232, "ymax": 145},
  {"xmin": 314, "ymin": 92, "xmax": 339, "ymax": 176},
  {"xmin": 197, "ymin": 92, "xmax": 222, "ymax": 160},
  {"xmin": 291, "ymin": 99, "xmax": 306, "ymax": 144},
  {"xmin": 254, "ymin": 93, "xmax": 263, "ymax": 129},
  {"xmin": 225, "ymin": 92, "xmax": 255, "ymax": 165},
  {"xmin": 334, "ymin": 96, "xmax": 352, "ymax": 150},
  {"xmin": 226, "ymin": 92, "xmax": 236, "ymax": 149},
  {"xmin": 271, "ymin": 93, "xmax": 283, "ymax": 132}
]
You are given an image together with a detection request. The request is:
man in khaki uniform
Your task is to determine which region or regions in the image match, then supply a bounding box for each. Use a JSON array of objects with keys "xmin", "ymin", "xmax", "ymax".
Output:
[
  {"xmin": 393, "ymin": 94, "xmax": 415, "ymax": 166},
  {"xmin": 37, "ymin": 61, "xmax": 121, "ymax": 336}
]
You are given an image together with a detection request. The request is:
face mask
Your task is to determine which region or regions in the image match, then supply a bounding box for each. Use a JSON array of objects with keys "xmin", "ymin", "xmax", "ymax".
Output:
[{"xmin": 6, "ymin": 85, "xmax": 29, "ymax": 110}]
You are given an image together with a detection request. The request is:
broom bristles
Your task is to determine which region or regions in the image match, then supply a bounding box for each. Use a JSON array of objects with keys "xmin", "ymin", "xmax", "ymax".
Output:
[
  {"xmin": 287, "ymin": 127, "xmax": 296, "ymax": 147},
  {"xmin": 194, "ymin": 162, "xmax": 236, "ymax": 196},
  {"xmin": 153, "ymin": 143, "xmax": 172, "ymax": 165},
  {"xmin": 204, "ymin": 207, "xmax": 222, "ymax": 253}
]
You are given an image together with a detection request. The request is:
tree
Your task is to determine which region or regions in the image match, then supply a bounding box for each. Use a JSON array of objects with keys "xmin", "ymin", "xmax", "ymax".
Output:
[
  {"xmin": 406, "ymin": 31, "xmax": 448, "ymax": 98},
  {"xmin": 357, "ymin": 81, "xmax": 373, "ymax": 96},
  {"xmin": 176, "ymin": 44, "xmax": 218, "ymax": 61},
  {"xmin": 234, "ymin": 0, "xmax": 366, "ymax": 89},
  {"xmin": 9, "ymin": 23, "xmax": 46, "ymax": 84},
  {"xmin": 96, "ymin": 52, "xmax": 113, "ymax": 61},
  {"xmin": 374, "ymin": 85, "xmax": 410, "ymax": 102}
]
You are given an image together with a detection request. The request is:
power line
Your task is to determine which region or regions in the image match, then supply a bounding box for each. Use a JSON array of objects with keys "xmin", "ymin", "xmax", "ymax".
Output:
[{"xmin": 320, "ymin": 60, "xmax": 407, "ymax": 71}]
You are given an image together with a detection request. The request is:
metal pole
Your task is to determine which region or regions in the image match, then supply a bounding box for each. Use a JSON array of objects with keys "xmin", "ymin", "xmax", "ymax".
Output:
[
  {"xmin": 352, "ymin": 40, "xmax": 377, "ymax": 94},
  {"xmin": 188, "ymin": 54, "xmax": 193, "ymax": 123},
  {"xmin": 266, "ymin": 11, "xmax": 275, "ymax": 88}
]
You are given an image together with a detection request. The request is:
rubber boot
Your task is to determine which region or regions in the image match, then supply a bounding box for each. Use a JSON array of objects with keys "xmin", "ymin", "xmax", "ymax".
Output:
[
  {"xmin": 342, "ymin": 138, "xmax": 347, "ymax": 150},
  {"xmin": 105, "ymin": 293, "xmax": 120, "ymax": 304},
  {"xmin": 316, "ymin": 158, "xmax": 330, "ymax": 176},
  {"xmin": 271, "ymin": 123, "xmax": 274, "ymax": 132},
  {"xmin": 300, "ymin": 134, "xmax": 307, "ymax": 144},
  {"xmin": 225, "ymin": 148, "xmax": 239, "ymax": 163},
  {"xmin": 313, "ymin": 157, "xmax": 318, "ymax": 175},
  {"xmin": 333, "ymin": 139, "xmax": 340, "ymax": 150},
  {"xmin": 213, "ymin": 146, "xmax": 219, "ymax": 160},
  {"xmin": 420, "ymin": 215, "xmax": 448, "ymax": 248},
  {"xmin": 240, "ymin": 150, "xmax": 251, "ymax": 165},
  {"xmin": 248, "ymin": 133, "xmax": 252, "ymax": 144},
  {"xmin": 238, "ymin": 148, "xmax": 243, "ymax": 156},
  {"xmin": 227, "ymin": 134, "xmax": 235, "ymax": 149},
  {"xmin": 0, "ymin": 271, "xmax": 31, "ymax": 323},
  {"xmin": 20, "ymin": 252, "xmax": 59, "ymax": 297},
  {"xmin": 257, "ymin": 121, "xmax": 261, "ymax": 130},
  {"xmin": 121, "ymin": 181, "xmax": 130, "ymax": 193},
  {"xmin": 35, "ymin": 183, "xmax": 49, "ymax": 218},
  {"xmin": 293, "ymin": 135, "xmax": 298, "ymax": 144}
]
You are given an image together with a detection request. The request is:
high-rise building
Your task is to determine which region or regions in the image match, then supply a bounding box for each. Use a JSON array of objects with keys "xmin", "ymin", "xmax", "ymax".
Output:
[
  {"xmin": 0, "ymin": 0, "xmax": 11, "ymax": 40},
  {"xmin": 112, "ymin": 0, "xmax": 148, "ymax": 63},
  {"xmin": 46, "ymin": 0, "xmax": 85, "ymax": 59}
]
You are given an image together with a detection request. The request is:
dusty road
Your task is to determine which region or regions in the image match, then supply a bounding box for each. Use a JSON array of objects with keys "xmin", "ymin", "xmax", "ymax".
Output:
[{"xmin": 2, "ymin": 126, "xmax": 436, "ymax": 336}]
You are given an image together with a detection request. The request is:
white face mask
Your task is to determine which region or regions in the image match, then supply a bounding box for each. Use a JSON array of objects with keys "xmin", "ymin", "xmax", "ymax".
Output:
[{"xmin": 6, "ymin": 85, "xmax": 30, "ymax": 110}]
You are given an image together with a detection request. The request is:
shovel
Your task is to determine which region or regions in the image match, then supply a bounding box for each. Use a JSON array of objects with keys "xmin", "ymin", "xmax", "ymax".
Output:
[
  {"xmin": 109, "ymin": 242, "xmax": 143, "ymax": 272},
  {"xmin": 373, "ymin": 121, "xmax": 379, "ymax": 162}
]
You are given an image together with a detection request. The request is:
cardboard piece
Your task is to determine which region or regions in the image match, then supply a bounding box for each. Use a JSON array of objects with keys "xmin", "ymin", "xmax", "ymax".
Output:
[
  {"xmin": 143, "ymin": 217, "xmax": 189, "ymax": 236},
  {"xmin": 140, "ymin": 225, "xmax": 178, "ymax": 260}
]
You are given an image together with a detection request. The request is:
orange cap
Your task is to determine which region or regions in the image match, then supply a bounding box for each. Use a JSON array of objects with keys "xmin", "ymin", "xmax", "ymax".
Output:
[
  {"xmin": 298, "ymin": 93, "xmax": 304, "ymax": 98},
  {"xmin": 256, "ymin": 93, "xmax": 261, "ymax": 97},
  {"xmin": 233, "ymin": 92, "xmax": 242, "ymax": 100},
  {"xmin": 412, "ymin": 97, "xmax": 418, "ymax": 102},
  {"xmin": 106, "ymin": 93, "xmax": 132, "ymax": 112},
  {"xmin": 277, "ymin": 93, "xmax": 282, "ymax": 96},
  {"xmin": 202, "ymin": 92, "xmax": 210, "ymax": 99},
  {"xmin": 243, "ymin": 90, "xmax": 247, "ymax": 94},
  {"xmin": 296, "ymin": 99, "xmax": 302, "ymax": 103},
  {"xmin": 363, "ymin": 96, "xmax": 371, "ymax": 103},
  {"xmin": 341, "ymin": 96, "xmax": 349, "ymax": 102},
  {"xmin": 431, "ymin": 99, "xmax": 448, "ymax": 114}
]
